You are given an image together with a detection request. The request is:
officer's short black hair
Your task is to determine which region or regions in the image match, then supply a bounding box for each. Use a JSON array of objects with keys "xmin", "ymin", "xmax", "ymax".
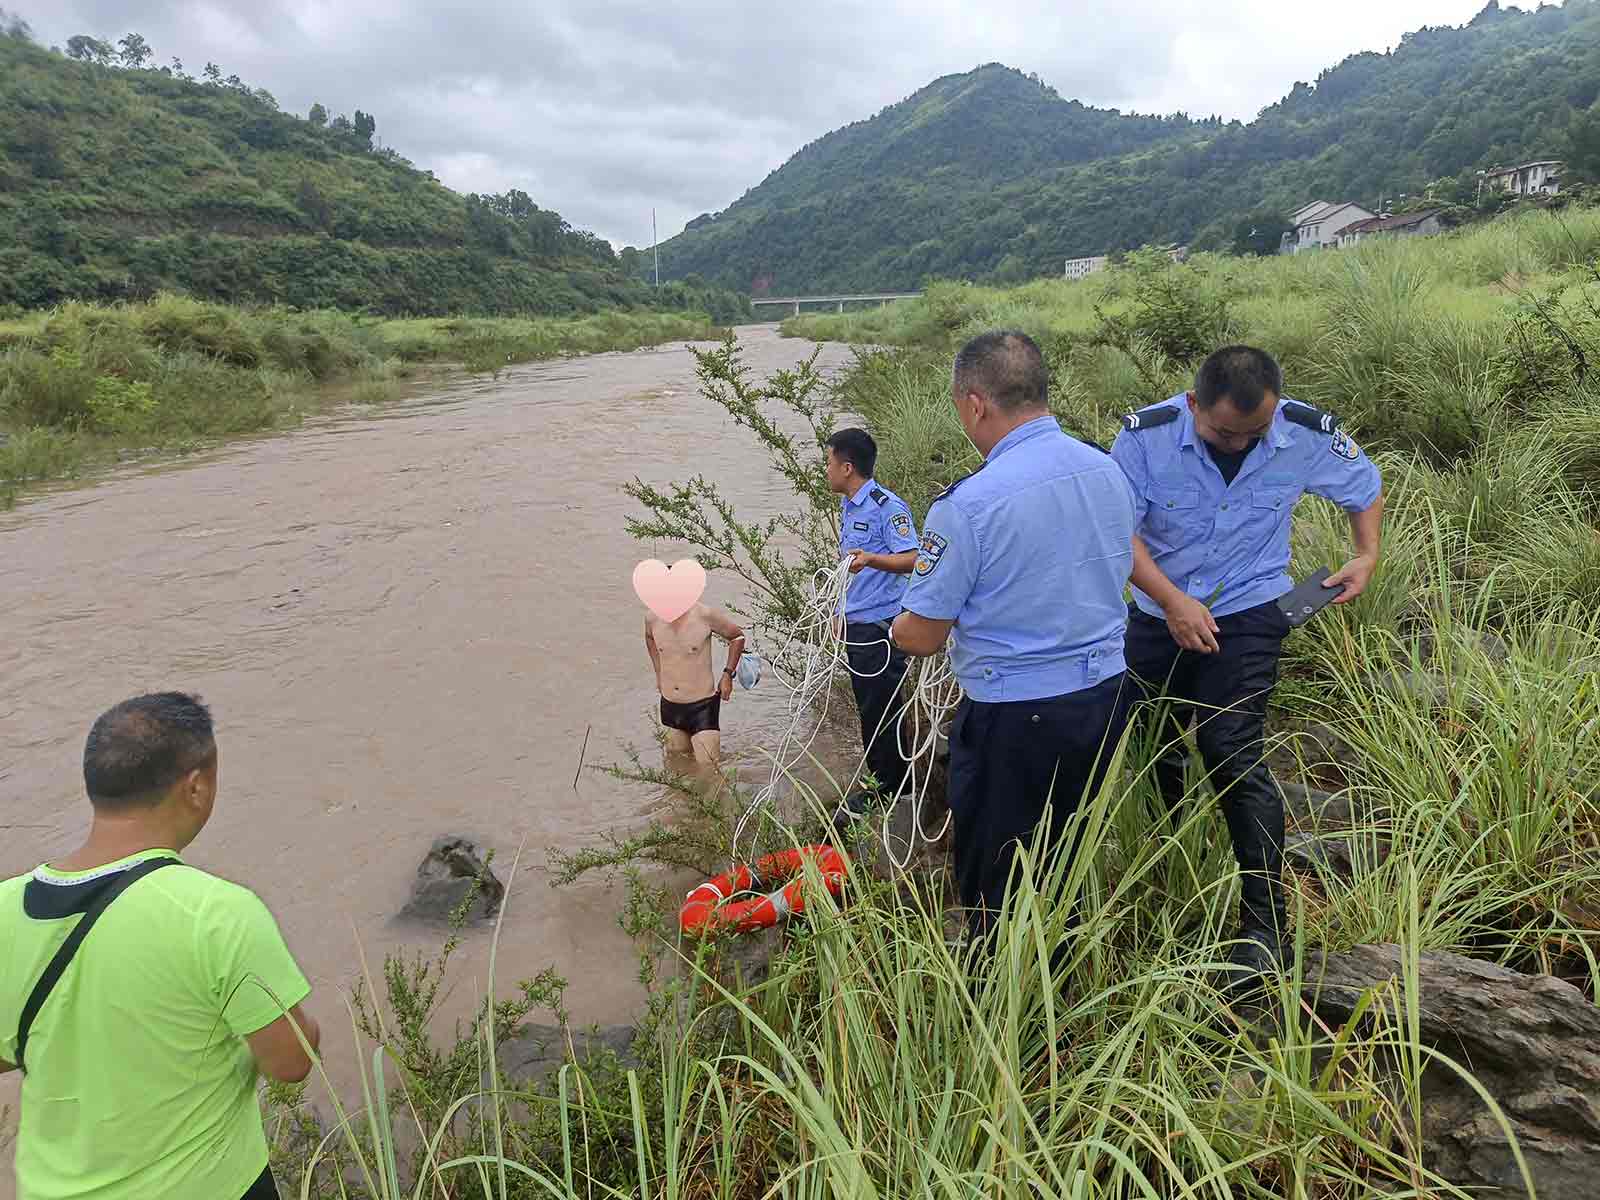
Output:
[
  {"xmin": 1195, "ymin": 346, "xmax": 1283, "ymax": 414},
  {"xmin": 953, "ymin": 331, "xmax": 1048, "ymax": 412},
  {"xmin": 826, "ymin": 428, "xmax": 877, "ymax": 480},
  {"xmin": 83, "ymin": 692, "xmax": 216, "ymax": 810}
]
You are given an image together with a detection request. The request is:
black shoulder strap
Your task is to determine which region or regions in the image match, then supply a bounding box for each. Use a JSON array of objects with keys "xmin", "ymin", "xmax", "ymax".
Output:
[
  {"xmin": 934, "ymin": 462, "xmax": 985, "ymax": 502},
  {"xmin": 1281, "ymin": 398, "xmax": 1341, "ymax": 434},
  {"xmin": 1120, "ymin": 404, "xmax": 1181, "ymax": 432},
  {"xmin": 15, "ymin": 856, "xmax": 179, "ymax": 1073}
]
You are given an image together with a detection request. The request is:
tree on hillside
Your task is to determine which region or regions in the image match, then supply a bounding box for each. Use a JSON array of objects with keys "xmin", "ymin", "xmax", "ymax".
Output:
[
  {"xmin": 307, "ymin": 102, "xmax": 327, "ymax": 127},
  {"xmin": 66, "ymin": 35, "xmax": 114, "ymax": 64},
  {"xmin": 1231, "ymin": 208, "xmax": 1292, "ymax": 257},
  {"xmin": 353, "ymin": 110, "xmax": 376, "ymax": 149},
  {"xmin": 0, "ymin": 7, "xmax": 30, "ymax": 40},
  {"xmin": 116, "ymin": 33, "xmax": 152, "ymax": 69},
  {"xmin": 296, "ymin": 179, "xmax": 332, "ymax": 231},
  {"xmin": 9, "ymin": 115, "xmax": 64, "ymax": 178},
  {"xmin": 202, "ymin": 62, "xmax": 221, "ymax": 84},
  {"xmin": 1568, "ymin": 105, "xmax": 1600, "ymax": 183}
]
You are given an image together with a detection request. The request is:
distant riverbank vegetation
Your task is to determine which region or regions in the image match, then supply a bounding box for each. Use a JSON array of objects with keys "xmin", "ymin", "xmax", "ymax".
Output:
[{"xmin": 0, "ymin": 296, "xmax": 726, "ymax": 507}]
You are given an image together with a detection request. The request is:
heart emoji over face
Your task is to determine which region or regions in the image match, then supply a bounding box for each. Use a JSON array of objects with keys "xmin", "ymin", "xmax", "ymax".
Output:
[{"xmin": 631, "ymin": 559, "xmax": 706, "ymax": 622}]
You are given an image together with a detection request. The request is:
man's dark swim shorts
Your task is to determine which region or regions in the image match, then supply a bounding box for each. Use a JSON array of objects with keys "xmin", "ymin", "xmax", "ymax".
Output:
[{"xmin": 660, "ymin": 692, "xmax": 721, "ymax": 736}]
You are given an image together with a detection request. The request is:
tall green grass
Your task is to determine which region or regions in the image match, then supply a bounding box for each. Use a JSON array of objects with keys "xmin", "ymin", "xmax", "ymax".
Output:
[
  {"xmin": 0, "ymin": 296, "xmax": 725, "ymax": 507},
  {"xmin": 274, "ymin": 688, "xmax": 1571, "ymax": 1196}
]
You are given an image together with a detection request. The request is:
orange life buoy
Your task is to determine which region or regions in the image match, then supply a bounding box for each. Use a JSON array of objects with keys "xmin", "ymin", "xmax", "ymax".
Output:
[{"xmin": 679, "ymin": 844, "xmax": 847, "ymax": 936}]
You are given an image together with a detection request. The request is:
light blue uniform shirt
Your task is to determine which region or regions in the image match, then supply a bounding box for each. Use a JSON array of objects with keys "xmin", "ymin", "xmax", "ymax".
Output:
[
  {"xmin": 839, "ymin": 478, "xmax": 920, "ymax": 624},
  {"xmin": 903, "ymin": 415, "xmax": 1136, "ymax": 703},
  {"xmin": 1110, "ymin": 395, "xmax": 1383, "ymax": 620}
]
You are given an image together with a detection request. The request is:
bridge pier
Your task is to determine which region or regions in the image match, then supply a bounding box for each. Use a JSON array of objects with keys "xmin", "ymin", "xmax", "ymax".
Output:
[
  {"xmin": 837, "ymin": 300, "xmax": 844, "ymax": 313},
  {"xmin": 793, "ymin": 301, "xmax": 800, "ymax": 317}
]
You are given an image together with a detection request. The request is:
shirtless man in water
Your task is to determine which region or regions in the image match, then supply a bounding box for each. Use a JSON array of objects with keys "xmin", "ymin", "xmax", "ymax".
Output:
[{"xmin": 644, "ymin": 603, "xmax": 746, "ymax": 764}]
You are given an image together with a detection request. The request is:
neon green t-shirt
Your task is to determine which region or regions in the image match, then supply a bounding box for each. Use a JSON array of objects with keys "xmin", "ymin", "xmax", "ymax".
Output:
[{"xmin": 0, "ymin": 849, "xmax": 311, "ymax": 1200}]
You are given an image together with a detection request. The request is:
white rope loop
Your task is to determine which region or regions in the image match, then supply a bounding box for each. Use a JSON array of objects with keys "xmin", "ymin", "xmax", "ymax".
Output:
[{"xmin": 730, "ymin": 554, "xmax": 963, "ymax": 872}]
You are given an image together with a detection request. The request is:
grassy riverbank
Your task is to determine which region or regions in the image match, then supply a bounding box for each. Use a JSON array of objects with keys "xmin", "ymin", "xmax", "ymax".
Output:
[
  {"xmin": 245, "ymin": 207, "xmax": 1597, "ymax": 1196},
  {"xmin": 0, "ymin": 295, "xmax": 726, "ymax": 507}
]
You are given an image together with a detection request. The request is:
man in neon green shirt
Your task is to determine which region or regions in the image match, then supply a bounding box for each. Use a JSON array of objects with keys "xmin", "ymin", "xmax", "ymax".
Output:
[{"xmin": 1, "ymin": 692, "xmax": 321, "ymax": 1200}]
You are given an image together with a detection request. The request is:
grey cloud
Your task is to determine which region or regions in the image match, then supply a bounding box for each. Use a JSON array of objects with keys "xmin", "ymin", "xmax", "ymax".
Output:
[{"xmin": 23, "ymin": 0, "xmax": 1488, "ymax": 249}]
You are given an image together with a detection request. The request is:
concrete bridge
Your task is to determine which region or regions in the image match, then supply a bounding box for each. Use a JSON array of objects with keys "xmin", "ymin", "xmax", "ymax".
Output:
[{"xmin": 750, "ymin": 291, "xmax": 923, "ymax": 315}]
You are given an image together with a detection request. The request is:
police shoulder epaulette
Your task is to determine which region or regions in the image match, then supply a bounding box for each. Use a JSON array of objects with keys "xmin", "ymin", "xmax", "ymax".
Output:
[
  {"xmin": 869, "ymin": 487, "xmax": 889, "ymax": 505},
  {"xmin": 1281, "ymin": 398, "xmax": 1342, "ymax": 435},
  {"xmin": 934, "ymin": 464, "xmax": 984, "ymax": 502},
  {"xmin": 1120, "ymin": 404, "xmax": 1181, "ymax": 432}
]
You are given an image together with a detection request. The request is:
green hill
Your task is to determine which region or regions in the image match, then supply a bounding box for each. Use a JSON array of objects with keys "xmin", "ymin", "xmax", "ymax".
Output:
[
  {"xmin": 0, "ymin": 26, "xmax": 748, "ymax": 321},
  {"xmin": 653, "ymin": 0, "xmax": 1600, "ymax": 293}
]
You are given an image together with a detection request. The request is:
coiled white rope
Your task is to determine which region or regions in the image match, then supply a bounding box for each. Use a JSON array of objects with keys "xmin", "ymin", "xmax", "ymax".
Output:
[{"xmin": 730, "ymin": 554, "xmax": 963, "ymax": 873}]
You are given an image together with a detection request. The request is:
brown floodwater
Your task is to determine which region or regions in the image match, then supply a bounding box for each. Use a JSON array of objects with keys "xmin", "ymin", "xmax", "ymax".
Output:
[{"xmin": 0, "ymin": 327, "xmax": 858, "ymax": 1152}]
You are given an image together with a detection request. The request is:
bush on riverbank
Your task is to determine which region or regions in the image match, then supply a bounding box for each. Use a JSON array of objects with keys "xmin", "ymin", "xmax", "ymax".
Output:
[{"xmin": 0, "ymin": 295, "xmax": 724, "ymax": 507}]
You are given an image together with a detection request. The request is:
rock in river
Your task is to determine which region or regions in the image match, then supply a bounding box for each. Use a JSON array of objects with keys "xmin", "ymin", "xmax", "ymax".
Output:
[{"xmin": 397, "ymin": 835, "xmax": 504, "ymax": 925}]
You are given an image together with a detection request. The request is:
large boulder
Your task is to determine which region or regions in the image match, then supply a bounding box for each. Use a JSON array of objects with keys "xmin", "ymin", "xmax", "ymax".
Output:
[
  {"xmin": 1305, "ymin": 944, "xmax": 1600, "ymax": 1199},
  {"xmin": 397, "ymin": 836, "xmax": 504, "ymax": 925}
]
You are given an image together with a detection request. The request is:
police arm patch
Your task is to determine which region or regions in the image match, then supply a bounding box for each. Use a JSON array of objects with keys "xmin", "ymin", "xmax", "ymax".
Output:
[
  {"xmin": 1330, "ymin": 430, "xmax": 1360, "ymax": 461},
  {"xmin": 891, "ymin": 512, "xmax": 911, "ymax": 539},
  {"xmin": 913, "ymin": 530, "xmax": 948, "ymax": 577}
]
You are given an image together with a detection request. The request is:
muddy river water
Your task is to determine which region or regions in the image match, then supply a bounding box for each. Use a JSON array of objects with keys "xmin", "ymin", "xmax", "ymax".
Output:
[{"xmin": 0, "ymin": 327, "xmax": 858, "ymax": 1146}]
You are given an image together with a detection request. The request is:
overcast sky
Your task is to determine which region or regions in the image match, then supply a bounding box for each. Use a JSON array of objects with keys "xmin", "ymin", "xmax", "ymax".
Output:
[{"xmin": 22, "ymin": 0, "xmax": 1499, "ymax": 249}]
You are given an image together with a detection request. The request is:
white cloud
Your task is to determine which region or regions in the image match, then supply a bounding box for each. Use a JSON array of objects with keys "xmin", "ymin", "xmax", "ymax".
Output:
[{"xmin": 21, "ymin": 0, "xmax": 1497, "ymax": 248}]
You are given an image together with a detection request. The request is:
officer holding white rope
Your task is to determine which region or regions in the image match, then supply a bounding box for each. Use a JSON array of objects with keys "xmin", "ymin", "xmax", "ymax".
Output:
[
  {"xmin": 891, "ymin": 331, "xmax": 1138, "ymax": 944},
  {"xmin": 824, "ymin": 428, "xmax": 921, "ymax": 825}
]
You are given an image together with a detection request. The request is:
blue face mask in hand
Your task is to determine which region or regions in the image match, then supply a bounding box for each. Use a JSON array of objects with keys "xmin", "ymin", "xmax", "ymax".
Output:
[{"xmin": 735, "ymin": 654, "xmax": 762, "ymax": 690}]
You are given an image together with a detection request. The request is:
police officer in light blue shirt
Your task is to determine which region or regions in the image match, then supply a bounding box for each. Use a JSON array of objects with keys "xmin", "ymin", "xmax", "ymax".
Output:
[
  {"xmin": 892, "ymin": 331, "xmax": 1137, "ymax": 944},
  {"xmin": 1110, "ymin": 344, "xmax": 1384, "ymax": 980},
  {"xmin": 824, "ymin": 428, "xmax": 921, "ymax": 823}
]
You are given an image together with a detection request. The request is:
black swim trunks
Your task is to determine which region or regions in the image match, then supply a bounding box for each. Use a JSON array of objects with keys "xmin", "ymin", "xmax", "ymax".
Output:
[{"xmin": 660, "ymin": 692, "xmax": 721, "ymax": 736}]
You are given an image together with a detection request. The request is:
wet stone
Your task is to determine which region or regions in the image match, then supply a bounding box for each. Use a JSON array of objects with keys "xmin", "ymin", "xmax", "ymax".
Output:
[{"xmin": 397, "ymin": 835, "xmax": 504, "ymax": 925}]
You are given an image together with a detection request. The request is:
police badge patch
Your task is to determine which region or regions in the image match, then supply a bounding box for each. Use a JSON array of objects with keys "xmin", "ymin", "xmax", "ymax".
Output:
[
  {"xmin": 1330, "ymin": 430, "xmax": 1360, "ymax": 462},
  {"xmin": 914, "ymin": 530, "xmax": 948, "ymax": 577},
  {"xmin": 891, "ymin": 512, "xmax": 912, "ymax": 540}
]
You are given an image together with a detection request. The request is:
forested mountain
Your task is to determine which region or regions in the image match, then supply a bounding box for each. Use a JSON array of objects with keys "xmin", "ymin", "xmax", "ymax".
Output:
[
  {"xmin": 651, "ymin": 0, "xmax": 1600, "ymax": 294},
  {"xmin": 0, "ymin": 24, "xmax": 748, "ymax": 320}
]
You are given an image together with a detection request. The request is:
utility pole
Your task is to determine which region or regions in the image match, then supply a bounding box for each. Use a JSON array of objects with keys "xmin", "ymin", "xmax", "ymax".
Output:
[{"xmin": 652, "ymin": 209, "xmax": 659, "ymax": 288}]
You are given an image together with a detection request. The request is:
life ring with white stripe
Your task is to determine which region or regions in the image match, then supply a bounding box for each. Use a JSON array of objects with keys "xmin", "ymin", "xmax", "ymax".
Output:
[{"xmin": 679, "ymin": 844, "xmax": 848, "ymax": 937}]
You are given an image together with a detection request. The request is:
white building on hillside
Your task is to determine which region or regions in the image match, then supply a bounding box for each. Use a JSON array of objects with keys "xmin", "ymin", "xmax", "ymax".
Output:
[
  {"xmin": 1065, "ymin": 244, "xmax": 1185, "ymax": 280},
  {"xmin": 1064, "ymin": 254, "xmax": 1108, "ymax": 280},
  {"xmin": 1279, "ymin": 201, "xmax": 1376, "ymax": 254},
  {"xmin": 1485, "ymin": 160, "xmax": 1563, "ymax": 197},
  {"xmin": 1288, "ymin": 200, "xmax": 1333, "ymax": 227}
]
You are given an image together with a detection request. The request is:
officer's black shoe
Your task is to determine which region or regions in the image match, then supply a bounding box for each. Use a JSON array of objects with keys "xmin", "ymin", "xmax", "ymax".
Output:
[
  {"xmin": 1218, "ymin": 924, "xmax": 1283, "ymax": 997},
  {"xmin": 830, "ymin": 789, "xmax": 875, "ymax": 832}
]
